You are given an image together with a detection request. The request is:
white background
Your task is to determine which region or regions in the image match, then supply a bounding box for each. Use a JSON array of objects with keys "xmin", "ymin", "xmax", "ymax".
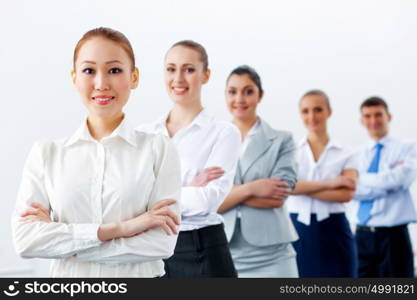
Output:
[{"xmin": 1, "ymin": 0, "xmax": 416, "ymax": 276}]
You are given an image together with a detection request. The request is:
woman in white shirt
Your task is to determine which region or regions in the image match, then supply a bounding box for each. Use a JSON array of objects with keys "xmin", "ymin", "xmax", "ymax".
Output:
[
  {"xmin": 137, "ymin": 40, "xmax": 241, "ymax": 277},
  {"xmin": 286, "ymin": 89, "xmax": 358, "ymax": 277},
  {"xmin": 218, "ymin": 65, "xmax": 299, "ymax": 277},
  {"xmin": 11, "ymin": 27, "xmax": 182, "ymax": 277}
]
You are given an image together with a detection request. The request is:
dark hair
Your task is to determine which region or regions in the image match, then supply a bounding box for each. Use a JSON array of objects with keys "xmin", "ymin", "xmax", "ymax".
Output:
[
  {"xmin": 168, "ymin": 40, "xmax": 209, "ymax": 71},
  {"xmin": 226, "ymin": 65, "xmax": 264, "ymax": 98},
  {"xmin": 360, "ymin": 96, "xmax": 389, "ymax": 112},
  {"xmin": 74, "ymin": 27, "xmax": 135, "ymax": 71},
  {"xmin": 300, "ymin": 89, "xmax": 331, "ymax": 110}
]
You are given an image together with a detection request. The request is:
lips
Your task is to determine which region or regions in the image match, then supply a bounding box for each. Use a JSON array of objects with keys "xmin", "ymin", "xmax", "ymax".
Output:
[
  {"xmin": 92, "ymin": 95, "xmax": 115, "ymax": 106},
  {"xmin": 233, "ymin": 106, "xmax": 249, "ymax": 111},
  {"xmin": 172, "ymin": 87, "xmax": 188, "ymax": 95}
]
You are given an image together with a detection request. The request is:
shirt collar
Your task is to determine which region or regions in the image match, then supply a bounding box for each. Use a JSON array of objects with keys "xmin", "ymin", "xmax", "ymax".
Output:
[
  {"xmin": 299, "ymin": 136, "xmax": 342, "ymax": 150},
  {"xmin": 366, "ymin": 134, "xmax": 392, "ymax": 150},
  {"xmin": 246, "ymin": 118, "xmax": 261, "ymax": 138},
  {"xmin": 64, "ymin": 115, "xmax": 137, "ymax": 147},
  {"xmin": 155, "ymin": 108, "xmax": 210, "ymax": 131}
]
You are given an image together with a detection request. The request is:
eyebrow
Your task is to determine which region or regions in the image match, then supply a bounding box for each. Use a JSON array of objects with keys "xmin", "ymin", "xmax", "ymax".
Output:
[
  {"xmin": 166, "ymin": 63, "xmax": 195, "ymax": 67},
  {"xmin": 81, "ymin": 60, "xmax": 124, "ymax": 65}
]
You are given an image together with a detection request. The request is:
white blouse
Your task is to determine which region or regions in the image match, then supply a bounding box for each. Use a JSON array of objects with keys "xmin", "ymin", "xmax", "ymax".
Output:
[
  {"xmin": 286, "ymin": 138, "xmax": 357, "ymax": 225},
  {"xmin": 137, "ymin": 109, "xmax": 241, "ymax": 231},
  {"xmin": 11, "ymin": 118, "xmax": 182, "ymax": 277}
]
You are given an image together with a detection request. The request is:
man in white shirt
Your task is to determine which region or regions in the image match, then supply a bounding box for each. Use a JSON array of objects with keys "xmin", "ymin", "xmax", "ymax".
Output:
[{"xmin": 354, "ymin": 96, "xmax": 417, "ymax": 277}]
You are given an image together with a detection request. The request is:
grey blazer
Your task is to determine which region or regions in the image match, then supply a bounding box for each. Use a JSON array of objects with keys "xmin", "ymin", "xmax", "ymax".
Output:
[{"xmin": 222, "ymin": 119, "xmax": 299, "ymax": 246}]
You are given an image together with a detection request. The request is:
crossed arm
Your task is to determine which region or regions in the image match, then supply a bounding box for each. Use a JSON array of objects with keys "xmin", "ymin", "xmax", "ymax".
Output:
[
  {"xmin": 12, "ymin": 138, "xmax": 181, "ymax": 264},
  {"xmin": 291, "ymin": 169, "xmax": 357, "ymax": 203}
]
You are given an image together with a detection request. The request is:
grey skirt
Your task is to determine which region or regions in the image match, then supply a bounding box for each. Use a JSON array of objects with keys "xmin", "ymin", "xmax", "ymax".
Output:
[{"xmin": 229, "ymin": 219, "xmax": 298, "ymax": 278}]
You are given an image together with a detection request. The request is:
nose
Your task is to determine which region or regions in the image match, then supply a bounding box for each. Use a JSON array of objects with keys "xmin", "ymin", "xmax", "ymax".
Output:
[
  {"xmin": 173, "ymin": 70, "xmax": 185, "ymax": 83},
  {"xmin": 94, "ymin": 72, "xmax": 110, "ymax": 91},
  {"xmin": 235, "ymin": 92, "xmax": 245, "ymax": 104}
]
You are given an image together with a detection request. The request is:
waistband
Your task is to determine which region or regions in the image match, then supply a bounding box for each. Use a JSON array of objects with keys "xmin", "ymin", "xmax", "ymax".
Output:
[
  {"xmin": 174, "ymin": 224, "xmax": 228, "ymax": 253},
  {"xmin": 356, "ymin": 224, "xmax": 408, "ymax": 232}
]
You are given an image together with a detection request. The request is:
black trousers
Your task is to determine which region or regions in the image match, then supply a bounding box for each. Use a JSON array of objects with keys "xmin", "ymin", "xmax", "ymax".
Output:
[
  {"xmin": 355, "ymin": 224, "xmax": 414, "ymax": 277},
  {"xmin": 163, "ymin": 224, "xmax": 237, "ymax": 278}
]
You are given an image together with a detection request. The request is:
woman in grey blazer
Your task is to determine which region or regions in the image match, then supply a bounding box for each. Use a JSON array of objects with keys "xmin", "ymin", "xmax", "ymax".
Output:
[{"xmin": 218, "ymin": 65, "xmax": 299, "ymax": 277}]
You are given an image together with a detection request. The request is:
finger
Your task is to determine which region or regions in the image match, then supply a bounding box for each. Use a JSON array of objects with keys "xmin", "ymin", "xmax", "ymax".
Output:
[
  {"xmin": 158, "ymin": 220, "xmax": 173, "ymax": 235},
  {"xmin": 30, "ymin": 203, "xmax": 49, "ymax": 215},
  {"xmin": 207, "ymin": 173, "xmax": 224, "ymax": 181},
  {"xmin": 275, "ymin": 186, "xmax": 291, "ymax": 193},
  {"xmin": 152, "ymin": 199, "xmax": 177, "ymax": 211},
  {"xmin": 164, "ymin": 216, "xmax": 178, "ymax": 235},
  {"xmin": 156, "ymin": 208, "xmax": 180, "ymax": 225},
  {"xmin": 272, "ymin": 193, "xmax": 289, "ymax": 200},
  {"xmin": 20, "ymin": 209, "xmax": 41, "ymax": 217},
  {"xmin": 204, "ymin": 166, "xmax": 223, "ymax": 172},
  {"xmin": 20, "ymin": 216, "xmax": 40, "ymax": 223},
  {"xmin": 207, "ymin": 170, "xmax": 225, "ymax": 176}
]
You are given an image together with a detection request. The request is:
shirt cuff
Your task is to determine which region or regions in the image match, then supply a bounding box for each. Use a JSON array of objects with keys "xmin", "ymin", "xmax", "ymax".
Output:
[
  {"xmin": 181, "ymin": 187, "xmax": 207, "ymax": 216},
  {"xmin": 72, "ymin": 223, "xmax": 102, "ymax": 243}
]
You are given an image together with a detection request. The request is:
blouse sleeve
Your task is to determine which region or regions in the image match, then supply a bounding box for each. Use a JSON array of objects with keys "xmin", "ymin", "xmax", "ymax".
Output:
[
  {"xmin": 180, "ymin": 125, "xmax": 241, "ymax": 217},
  {"xmin": 270, "ymin": 133, "xmax": 298, "ymax": 190},
  {"xmin": 75, "ymin": 135, "xmax": 182, "ymax": 264},
  {"xmin": 11, "ymin": 142, "xmax": 102, "ymax": 259}
]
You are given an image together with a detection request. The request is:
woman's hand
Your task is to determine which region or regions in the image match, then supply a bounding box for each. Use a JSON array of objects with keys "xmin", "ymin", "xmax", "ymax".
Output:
[
  {"xmin": 118, "ymin": 199, "xmax": 180, "ymax": 238},
  {"xmin": 190, "ymin": 166, "xmax": 225, "ymax": 187},
  {"xmin": 329, "ymin": 176, "xmax": 356, "ymax": 190},
  {"xmin": 243, "ymin": 197, "xmax": 284, "ymax": 209},
  {"xmin": 247, "ymin": 178, "xmax": 290, "ymax": 200},
  {"xmin": 19, "ymin": 203, "xmax": 52, "ymax": 223}
]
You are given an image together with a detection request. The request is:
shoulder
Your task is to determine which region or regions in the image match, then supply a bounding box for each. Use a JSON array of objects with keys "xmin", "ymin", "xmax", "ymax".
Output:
[
  {"xmin": 131, "ymin": 130, "xmax": 170, "ymax": 150},
  {"xmin": 274, "ymin": 130, "xmax": 294, "ymax": 142},
  {"xmin": 395, "ymin": 138, "xmax": 417, "ymax": 150},
  {"xmin": 209, "ymin": 120, "xmax": 241, "ymax": 140}
]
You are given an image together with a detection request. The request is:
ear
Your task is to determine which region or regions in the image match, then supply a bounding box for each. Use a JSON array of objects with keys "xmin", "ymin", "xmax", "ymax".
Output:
[
  {"xmin": 202, "ymin": 68, "xmax": 211, "ymax": 84},
  {"xmin": 387, "ymin": 112, "xmax": 392, "ymax": 122},
  {"xmin": 131, "ymin": 67, "xmax": 139, "ymax": 89},
  {"xmin": 258, "ymin": 91, "xmax": 264, "ymax": 103},
  {"xmin": 71, "ymin": 70, "xmax": 76, "ymax": 86},
  {"xmin": 328, "ymin": 107, "xmax": 332, "ymax": 118}
]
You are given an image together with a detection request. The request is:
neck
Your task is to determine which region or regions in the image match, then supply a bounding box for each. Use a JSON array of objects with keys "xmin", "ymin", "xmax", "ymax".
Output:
[
  {"xmin": 307, "ymin": 130, "xmax": 329, "ymax": 146},
  {"xmin": 87, "ymin": 113, "xmax": 124, "ymax": 141},
  {"xmin": 233, "ymin": 116, "xmax": 258, "ymax": 140},
  {"xmin": 370, "ymin": 132, "xmax": 388, "ymax": 142},
  {"xmin": 168, "ymin": 102, "xmax": 204, "ymax": 129}
]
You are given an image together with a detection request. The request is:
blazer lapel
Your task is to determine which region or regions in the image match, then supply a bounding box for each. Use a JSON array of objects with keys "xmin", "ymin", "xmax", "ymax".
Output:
[{"xmin": 239, "ymin": 119, "xmax": 277, "ymax": 178}]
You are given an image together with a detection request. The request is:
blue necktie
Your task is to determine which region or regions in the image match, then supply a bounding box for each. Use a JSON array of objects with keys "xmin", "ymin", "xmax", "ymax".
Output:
[{"xmin": 357, "ymin": 143, "xmax": 383, "ymax": 225}]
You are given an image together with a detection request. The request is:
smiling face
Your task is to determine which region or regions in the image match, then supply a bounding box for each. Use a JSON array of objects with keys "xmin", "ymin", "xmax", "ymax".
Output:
[
  {"xmin": 164, "ymin": 45, "xmax": 210, "ymax": 106},
  {"xmin": 72, "ymin": 37, "xmax": 138, "ymax": 119},
  {"xmin": 225, "ymin": 74, "xmax": 261, "ymax": 122},
  {"xmin": 361, "ymin": 105, "xmax": 391, "ymax": 140},
  {"xmin": 299, "ymin": 94, "xmax": 331, "ymax": 133}
]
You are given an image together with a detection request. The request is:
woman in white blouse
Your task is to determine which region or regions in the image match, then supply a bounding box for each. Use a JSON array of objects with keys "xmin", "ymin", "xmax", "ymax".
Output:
[
  {"xmin": 137, "ymin": 40, "xmax": 241, "ymax": 277},
  {"xmin": 286, "ymin": 90, "xmax": 358, "ymax": 277},
  {"xmin": 11, "ymin": 27, "xmax": 182, "ymax": 277}
]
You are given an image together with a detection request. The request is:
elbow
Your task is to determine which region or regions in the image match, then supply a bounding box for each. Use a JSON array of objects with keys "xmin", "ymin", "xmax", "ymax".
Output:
[
  {"xmin": 13, "ymin": 239, "xmax": 36, "ymax": 259},
  {"xmin": 338, "ymin": 190, "xmax": 355, "ymax": 203},
  {"xmin": 159, "ymin": 235, "xmax": 178, "ymax": 260}
]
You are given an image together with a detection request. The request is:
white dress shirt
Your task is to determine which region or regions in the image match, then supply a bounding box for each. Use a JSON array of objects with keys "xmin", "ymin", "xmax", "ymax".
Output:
[
  {"xmin": 12, "ymin": 117, "xmax": 182, "ymax": 277},
  {"xmin": 353, "ymin": 135, "xmax": 417, "ymax": 227},
  {"xmin": 286, "ymin": 138, "xmax": 357, "ymax": 225},
  {"xmin": 239, "ymin": 119, "xmax": 260, "ymax": 159},
  {"xmin": 137, "ymin": 109, "xmax": 241, "ymax": 231}
]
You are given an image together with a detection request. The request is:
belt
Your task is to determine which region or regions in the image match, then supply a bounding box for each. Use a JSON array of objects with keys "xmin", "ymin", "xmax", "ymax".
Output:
[{"xmin": 356, "ymin": 224, "xmax": 407, "ymax": 232}]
